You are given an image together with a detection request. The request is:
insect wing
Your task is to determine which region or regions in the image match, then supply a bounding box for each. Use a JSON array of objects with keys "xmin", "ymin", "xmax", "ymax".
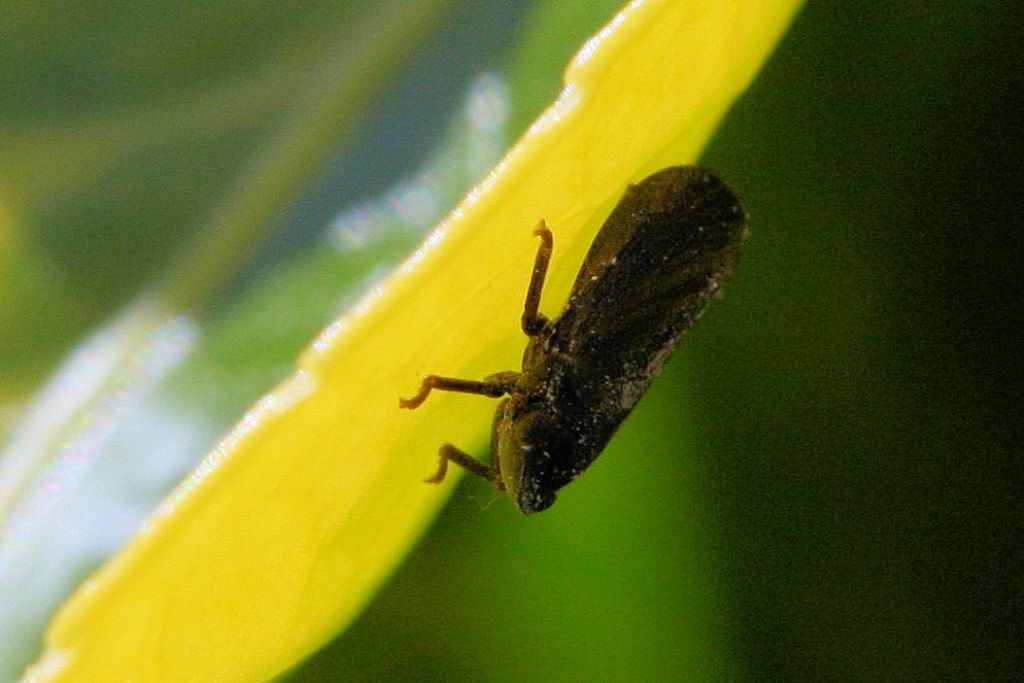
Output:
[{"xmin": 547, "ymin": 166, "xmax": 747, "ymax": 411}]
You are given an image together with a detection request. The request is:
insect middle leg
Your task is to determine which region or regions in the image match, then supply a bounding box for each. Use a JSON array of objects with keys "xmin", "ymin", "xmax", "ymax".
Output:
[{"xmin": 398, "ymin": 371, "xmax": 518, "ymax": 409}]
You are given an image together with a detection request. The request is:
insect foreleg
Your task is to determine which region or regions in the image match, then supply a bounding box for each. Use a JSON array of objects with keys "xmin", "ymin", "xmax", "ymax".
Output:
[{"xmin": 425, "ymin": 443, "xmax": 500, "ymax": 485}]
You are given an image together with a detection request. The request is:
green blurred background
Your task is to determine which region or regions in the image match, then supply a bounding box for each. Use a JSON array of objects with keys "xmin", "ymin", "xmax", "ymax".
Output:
[{"xmin": 1, "ymin": 1, "xmax": 1020, "ymax": 681}]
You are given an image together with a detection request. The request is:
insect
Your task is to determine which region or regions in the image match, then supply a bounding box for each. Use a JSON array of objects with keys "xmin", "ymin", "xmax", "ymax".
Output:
[{"xmin": 400, "ymin": 166, "xmax": 748, "ymax": 514}]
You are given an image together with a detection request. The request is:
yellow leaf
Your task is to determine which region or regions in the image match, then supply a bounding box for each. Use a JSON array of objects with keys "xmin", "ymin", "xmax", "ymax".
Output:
[{"xmin": 25, "ymin": 1, "xmax": 802, "ymax": 680}]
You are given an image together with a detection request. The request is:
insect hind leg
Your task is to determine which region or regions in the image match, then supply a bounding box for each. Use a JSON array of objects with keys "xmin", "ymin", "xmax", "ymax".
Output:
[{"xmin": 521, "ymin": 221, "xmax": 553, "ymax": 336}]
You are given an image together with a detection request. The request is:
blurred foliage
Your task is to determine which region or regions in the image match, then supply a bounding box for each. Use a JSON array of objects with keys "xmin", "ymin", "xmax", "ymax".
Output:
[
  {"xmin": 1, "ymin": 1, "xmax": 1020, "ymax": 682},
  {"xmin": 2, "ymin": 1, "xmax": 467, "ymax": 678},
  {"xmin": 0, "ymin": 0, "xmax": 456, "ymax": 394}
]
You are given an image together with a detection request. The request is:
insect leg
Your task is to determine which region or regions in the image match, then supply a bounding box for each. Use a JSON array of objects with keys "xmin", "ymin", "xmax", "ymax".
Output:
[
  {"xmin": 399, "ymin": 372, "xmax": 518, "ymax": 409},
  {"xmin": 520, "ymin": 220, "xmax": 553, "ymax": 336},
  {"xmin": 425, "ymin": 443, "xmax": 498, "ymax": 485}
]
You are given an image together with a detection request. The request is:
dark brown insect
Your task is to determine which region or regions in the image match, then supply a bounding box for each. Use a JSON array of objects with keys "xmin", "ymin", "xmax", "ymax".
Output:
[{"xmin": 401, "ymin": 166, "xmax": 748, "ymax": 513}]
